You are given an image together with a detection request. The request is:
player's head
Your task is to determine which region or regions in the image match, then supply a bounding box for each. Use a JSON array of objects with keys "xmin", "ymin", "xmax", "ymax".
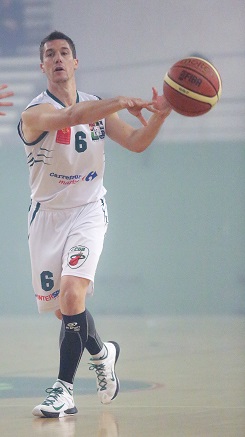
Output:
[{"xmin": 39, "ymin": 31, "xmax": 76, "ymax": 62}]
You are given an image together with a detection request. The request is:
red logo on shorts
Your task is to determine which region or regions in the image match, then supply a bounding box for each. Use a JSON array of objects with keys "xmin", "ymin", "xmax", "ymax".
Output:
[
  {"xmin": 56, "ymin": 127, "xmax": 71, "ymax": 144},
  {"xmin": 67, "ymin": 246, "xmax": 89, "ymax": 269},
  {"xmin": 69, "ymin": 255, "xmax": 82, "ymax": 266}
]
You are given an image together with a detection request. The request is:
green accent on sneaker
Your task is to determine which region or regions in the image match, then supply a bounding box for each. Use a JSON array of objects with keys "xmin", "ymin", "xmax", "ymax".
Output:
[
  {"xmin": 89, "ymin": 363, "xmax": 109, "ymax": 391},
  {"xmin": 42, "ymin": 387, "xmax": 64, "ymax": 406},
  {"xmin": 57, "ymin": 380, "xmax": 73, "ymax": 396},
  {"xmin": 53, "ymin": 403, "xmax": 65, "ymax": 411}
]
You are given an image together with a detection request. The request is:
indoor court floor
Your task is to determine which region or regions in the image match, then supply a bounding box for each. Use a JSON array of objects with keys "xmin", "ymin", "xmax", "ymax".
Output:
[{"xmin": 0, "ymin": 314, "xmax": 244, "ymax": 436}]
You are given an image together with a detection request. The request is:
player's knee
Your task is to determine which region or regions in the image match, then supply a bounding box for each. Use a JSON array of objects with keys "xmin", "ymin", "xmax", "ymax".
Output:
[
  {"xmin": 60, "ymin": 276, "xmax": 89, "ymax": 314},
  {"xmin": 55, "ymin": 309, "xmax": 62, "ymax": 320}
]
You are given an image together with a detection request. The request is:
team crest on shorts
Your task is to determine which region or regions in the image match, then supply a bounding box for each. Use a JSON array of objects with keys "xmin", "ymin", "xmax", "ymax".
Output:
[{"xmin": 67, "ymin": 245, "xmax": 89, "ymax": 269}]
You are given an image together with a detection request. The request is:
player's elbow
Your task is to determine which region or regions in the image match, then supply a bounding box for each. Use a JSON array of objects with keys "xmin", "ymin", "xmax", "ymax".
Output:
[
  {"xmin": 133, "ymin": 146, "xmax": 145, "ymax": 153},
  {"xmin": 126, "ymin": 141, "xmax": 150, "ymax": 153}
]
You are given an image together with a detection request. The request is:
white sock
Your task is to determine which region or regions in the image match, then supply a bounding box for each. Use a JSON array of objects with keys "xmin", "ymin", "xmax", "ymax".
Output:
[
  {"xmin": 57, "ymin": 379, "xmax": 74, "ymax": 393},
  {"xmin": 92, "ymin": 344, "xmax": 108, "ymax": 360}
]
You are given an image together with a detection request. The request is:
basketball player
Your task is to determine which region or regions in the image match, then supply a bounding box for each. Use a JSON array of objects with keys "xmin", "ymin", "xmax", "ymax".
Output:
[
  {"xmin": 0, "ymin": 84, "xmax": 14, "ymax": 115},
  {"xmin": 17, "ymin": 31, "xmax": 172, "ymax": 418}
]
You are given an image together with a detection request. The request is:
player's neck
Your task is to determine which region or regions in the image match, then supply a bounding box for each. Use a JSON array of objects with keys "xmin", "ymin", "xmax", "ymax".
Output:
[{"xmin": 47, "ymin": 80, "xmax": 77, "ymax": 107}]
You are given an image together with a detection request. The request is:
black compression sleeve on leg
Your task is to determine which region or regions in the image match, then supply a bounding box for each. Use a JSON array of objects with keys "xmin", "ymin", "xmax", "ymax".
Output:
[
  {"xmin": 85, "ymin": 309, "xmax": 104, "ymax": 355},
  {"xmin": 59, "ymin": 319, "xmax": 65, "ymax": 348},
  {"xmin": 58, "ymin": 311, "xmax": 88, "ymax": 384}
]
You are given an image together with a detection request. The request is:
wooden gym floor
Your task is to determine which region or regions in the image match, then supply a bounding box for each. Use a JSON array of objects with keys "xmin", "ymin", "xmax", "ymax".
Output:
[{"xmin": 0, "ymin": 315, "xmax": 244, "ymax": 436}]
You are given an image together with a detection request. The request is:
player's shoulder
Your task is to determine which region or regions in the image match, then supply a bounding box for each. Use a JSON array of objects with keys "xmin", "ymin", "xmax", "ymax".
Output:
[
  {"xmin": 25, "ymin": 90, "xmax": 58, "ymax": 110},
  {"xmin": 77, "ymin": 90, "xmax": 102, "ymax": 102}
]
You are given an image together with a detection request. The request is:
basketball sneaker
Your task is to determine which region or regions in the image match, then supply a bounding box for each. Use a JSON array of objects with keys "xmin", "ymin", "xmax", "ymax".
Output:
[
  {"xmin": 89, "ymin": 341, "xmax": 120, "ymax": 404},
  {"xmin": 32, "ymin": 379, "xmax": 78, "ymax": 418}
]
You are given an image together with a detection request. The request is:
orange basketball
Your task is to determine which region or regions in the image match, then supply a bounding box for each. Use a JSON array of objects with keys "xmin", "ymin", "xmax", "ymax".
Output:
[{"xmin": 163, "ymin": 57, "xmax": 222, "ymax": 116}]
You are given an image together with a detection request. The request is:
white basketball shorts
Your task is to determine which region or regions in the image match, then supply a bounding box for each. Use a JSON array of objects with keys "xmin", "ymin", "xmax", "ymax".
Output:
[{"xmin": 28, "ymin": 198, "xmax": 108, "ymax": 313}]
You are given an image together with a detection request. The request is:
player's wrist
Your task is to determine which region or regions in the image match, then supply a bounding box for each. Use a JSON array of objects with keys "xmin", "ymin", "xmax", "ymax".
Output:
[
  {"xmin": 152, "ymin": 109, "xmax": 172, "ymax": 122},
  {"xmin": 115, "ymin": 96, "xmax": 129, "ymax": 110}
]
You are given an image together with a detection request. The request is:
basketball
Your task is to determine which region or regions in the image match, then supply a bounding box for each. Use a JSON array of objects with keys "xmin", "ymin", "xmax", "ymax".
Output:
[{"xmin": 163, "ymin": 57, "xmax": 222, "ymax": 116}]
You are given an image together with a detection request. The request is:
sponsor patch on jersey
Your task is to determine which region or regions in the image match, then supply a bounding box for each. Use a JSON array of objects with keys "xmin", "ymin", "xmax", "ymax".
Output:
[
  {"xmin": 89, "ymin": 120, "xmax": 105, "ymax": 141},
  {"xmin": 67, "ymin": 245, "xmax": 89, "ymax": 269},
  {"xmin": 56, "ymin": 127, "xmax": 71, "ymax": 144}
]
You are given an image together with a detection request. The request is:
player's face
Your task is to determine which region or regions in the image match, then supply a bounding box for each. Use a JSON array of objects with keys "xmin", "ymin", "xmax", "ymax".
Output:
[{"xmin": 40, "ymin": 39, "xmax": 78, "ymax": 83}]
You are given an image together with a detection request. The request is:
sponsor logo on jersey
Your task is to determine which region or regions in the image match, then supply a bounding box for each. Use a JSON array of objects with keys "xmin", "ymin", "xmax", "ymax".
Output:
[
  {"xmin": 89, "ymin": 120, "xmax": 105, "ymax": 141},
  {"xmin": 56, "ymin": 127, "xmax": 71, "ymax": 144},
  {"xmin": 49, "ymin": 171, "xmax": 98, "ymax": 185},
  {"xmin": 67, "ymin": 245, "xmax": 89, "ymax": 269}
]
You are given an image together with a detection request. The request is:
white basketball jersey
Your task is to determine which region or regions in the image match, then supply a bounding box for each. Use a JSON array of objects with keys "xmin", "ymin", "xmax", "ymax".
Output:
[{"xmin": 18, "ymin": 90, "xmax": 106, "ymax": 209}]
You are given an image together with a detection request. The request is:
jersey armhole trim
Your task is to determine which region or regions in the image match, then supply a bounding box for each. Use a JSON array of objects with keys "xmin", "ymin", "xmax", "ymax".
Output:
[{"xmin": 17, "ymin": 119, "xmax": 48, "ymax": 146}]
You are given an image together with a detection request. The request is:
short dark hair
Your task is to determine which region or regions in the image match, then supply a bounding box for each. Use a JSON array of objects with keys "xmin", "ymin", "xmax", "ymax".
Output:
[{"xmin": 39, "ymin": 30, "xmax": 77, "ymax": 61}]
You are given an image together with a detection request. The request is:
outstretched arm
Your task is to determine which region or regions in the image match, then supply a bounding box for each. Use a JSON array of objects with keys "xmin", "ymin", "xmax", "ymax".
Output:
[
  {"xmin": 0, "ymin": 84, "xmax": 14, "ymax": 116},
  {"xmin": 21, "ymin": 95, "xmax": 158, "ymax": 143}
]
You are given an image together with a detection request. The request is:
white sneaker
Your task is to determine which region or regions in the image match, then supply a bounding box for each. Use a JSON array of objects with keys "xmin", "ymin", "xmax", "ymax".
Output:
[
  {"xmin": 32, "ymin": 380, "xmax": 78, "ymax": 418},
  {"xmin": 89, "ymin": 341, "xmax": 120, "ymax": 404}
]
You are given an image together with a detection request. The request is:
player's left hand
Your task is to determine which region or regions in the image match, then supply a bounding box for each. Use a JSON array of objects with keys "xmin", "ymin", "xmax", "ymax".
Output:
[
  {"xmin": 126, "ymin": 90, "xmax": 172, "ymax": 126},
  {"xmin": 127, "ymin": 97, "xmax": 158, "ymax": 126}
]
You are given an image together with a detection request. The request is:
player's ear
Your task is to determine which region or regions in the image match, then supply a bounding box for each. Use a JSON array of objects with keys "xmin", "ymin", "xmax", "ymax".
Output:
[
  {"xmin": 74, "ymin": 59, "xmax": 78, "ymax": 70},
  {"xmin": 40, "ymin": 63, "xmax": 45, "ymax": 73}
]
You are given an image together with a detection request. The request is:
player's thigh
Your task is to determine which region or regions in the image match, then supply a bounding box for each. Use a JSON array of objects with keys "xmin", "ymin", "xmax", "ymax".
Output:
[
  {"xmin": 62, "ymin": 199, "xmax": 108, "ymax": 287},
  {"xmin": 28, "ymin": 206, "xmax": 68, "ymax": 301}
]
